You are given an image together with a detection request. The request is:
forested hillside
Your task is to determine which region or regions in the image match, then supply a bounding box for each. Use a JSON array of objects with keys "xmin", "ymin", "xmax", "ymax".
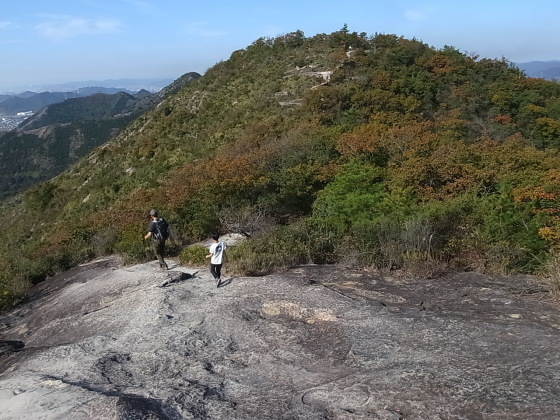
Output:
[{"xmin": 2, "ymin": 28, "xmax": 560, "ymax": 310}]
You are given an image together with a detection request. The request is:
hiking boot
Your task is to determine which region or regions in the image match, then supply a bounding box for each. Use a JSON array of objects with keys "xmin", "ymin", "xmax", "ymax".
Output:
[{"xmin": 216, "ymin": 278, "xmax": 221, "ymax": 288}]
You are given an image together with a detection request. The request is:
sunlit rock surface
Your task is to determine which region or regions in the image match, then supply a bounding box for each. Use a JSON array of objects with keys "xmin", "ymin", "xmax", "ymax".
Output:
[{"xmin": 1, "ymin": 256, "xmax": 559, "ymax": 419}]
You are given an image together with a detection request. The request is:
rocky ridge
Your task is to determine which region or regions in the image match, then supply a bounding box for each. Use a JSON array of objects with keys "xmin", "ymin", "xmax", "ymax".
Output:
[{"xmin": 1, "ymin": 257, "xmax": 559, "ymax": 419}]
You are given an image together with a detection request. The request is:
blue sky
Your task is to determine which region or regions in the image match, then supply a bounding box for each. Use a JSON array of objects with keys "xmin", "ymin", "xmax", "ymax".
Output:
[{"xmin": 1, "ymin": 0, "xmax": 558, "ymax": 92}]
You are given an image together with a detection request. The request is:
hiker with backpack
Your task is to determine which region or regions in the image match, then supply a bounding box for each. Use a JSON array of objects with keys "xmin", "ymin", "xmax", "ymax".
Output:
[{"xmin": 144, "ymin": 209, "xmax": 170, "ymax": 270}]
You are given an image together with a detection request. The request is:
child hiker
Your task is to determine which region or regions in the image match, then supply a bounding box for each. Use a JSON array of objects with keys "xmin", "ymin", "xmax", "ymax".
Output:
[{"xmin": 206, "ymin": 234, "xmax": 226, "ymax": 287}]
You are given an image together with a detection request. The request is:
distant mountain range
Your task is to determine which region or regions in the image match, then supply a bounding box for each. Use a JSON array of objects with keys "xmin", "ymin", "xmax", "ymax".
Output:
[
  {"xmin": 1, "ymin": 78, "xmax": 174, "ymax": 96},
  {"xmin": 0, "ymin": 78, "xmax": 175, "ymax": 114},
  {"xmin": 0, "ymin": 72, "xmax": 201, "ymax": 197},
  {"xmin": 1, "ymin": 91, "xmax": 81, "ymax": 114},
  {"xmin": 0, "ymin": 85, "xmax": 163, "ymax": 115},
  {"xmin": 38, "ymin": 78, "xmax": 175, "ymax": 92},
  {"xmin": 515, "ymin": 61, "xmax": 560, "ymax": 80}
]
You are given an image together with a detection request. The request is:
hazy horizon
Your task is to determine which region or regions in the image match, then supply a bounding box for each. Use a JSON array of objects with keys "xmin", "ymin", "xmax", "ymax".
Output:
[{"xmin": 0, "ymin": 77, "xmax": 179, "ymax": 94}]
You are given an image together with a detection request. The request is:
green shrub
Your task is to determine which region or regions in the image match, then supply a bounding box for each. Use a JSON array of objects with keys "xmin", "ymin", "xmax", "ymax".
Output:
[
  {"xmin": 91, "ymin": 227, "xmax": 118, "ymax": 255},
  {"xmin": 114, "ymin": 223, "xmax": 151, "ymax": 264},
  {"xmin": 307, "ymin": 233, "xmax": 338, "ymax": 264},
  {"xmin": 344, "ymin": 217, "xmax": 403, "ymax": 269},
  {"xmin": 0, "ymin": 255, "xmax": 58, "ymax": 311},
  {"xmin": 227, "ymin": 225, "xmax": 311, "ymax": 275},
  {"xmin": 476, "ymin": 184, "xmax": 549, "ymax": 273},
  {"xmin": 539, "ymin": 252, "xmax": 560, "ymax": 297},
  {"xmin": 0, "ymin": 268, "xmax": 29, "ymax": 311},
  {"xmin": 60, "ymin": 227, "xmax": 97, "ymax": 267},
  {"xmin": 179, "ymin": 245, "xmax": 208, "ymax": 266},
  {"xmin": 311, "ymin": 161, "xmax": 389, "ymax": 233},
  {"xmin": 23, "ymin": 183, "xmax": 56, "ymax": 212},
  {"xmin": 335, "ymin": 194, "xmax": 476, "ymax": 274}
]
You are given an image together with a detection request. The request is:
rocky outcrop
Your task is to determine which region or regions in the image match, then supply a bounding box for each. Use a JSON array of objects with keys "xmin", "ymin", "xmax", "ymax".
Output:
[{"xmin": 1, "ymin": 257, "xmax": 559, "ymax": 419}]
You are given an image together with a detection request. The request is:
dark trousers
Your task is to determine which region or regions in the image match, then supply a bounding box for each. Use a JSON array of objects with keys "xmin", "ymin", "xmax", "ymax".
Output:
[
  {"xmin": 210, "ymin": 263, "xmax": 222, "ymax": 280},
  {"xmin": 152, "ymin": 239, "xmax": 167, "ymax": 268}
]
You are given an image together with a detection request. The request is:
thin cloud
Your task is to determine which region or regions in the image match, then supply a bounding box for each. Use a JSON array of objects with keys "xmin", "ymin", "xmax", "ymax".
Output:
[
  {"xmin": 404, "ymin": 9, "xmax": 427, "ymax": 21},
  {"xmin": 35, "ymin": 15, "xmax": 121, "ymax": 40},
  {"xmin": 0, "ymin": 21, "xmax": 12, "ymax": 29},
  {"xmin": 185, "ymin": 22, "xmax": 226, "ymax": 38},
  {"xmin": 120, "ymin": 0, "xmax": 159, "ymax": 15}
]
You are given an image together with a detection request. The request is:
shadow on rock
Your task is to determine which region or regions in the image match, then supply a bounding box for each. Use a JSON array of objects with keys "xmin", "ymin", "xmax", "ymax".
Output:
[
  {"xmin": 160, "ymin": 271, "xmax": 197, "ymax": 288},
  {"xmin": 217, "ymin": 277, "xmax": 234, "ymax": 288},
  {"xmin": 43, "ymin": 375, "xmax": 182, "ymax": 420},
  {"xmin": 117, "ymin": 395, "xmax": 180, "ymax": 420},
  {"xmin": 0, "ymin": 340, "xmax": 24, "ymax": 356}
]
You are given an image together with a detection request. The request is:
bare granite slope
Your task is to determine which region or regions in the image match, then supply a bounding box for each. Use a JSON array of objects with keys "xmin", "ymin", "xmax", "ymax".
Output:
[{"xmin": 1, "ymin": 257, "xmax": 559, "ymax": 419}]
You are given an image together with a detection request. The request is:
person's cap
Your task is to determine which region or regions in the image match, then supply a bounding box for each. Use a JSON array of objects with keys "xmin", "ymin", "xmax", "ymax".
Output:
[{"xmin": 150, "ymin": 209, "xmax": 158, "ymax": 216}]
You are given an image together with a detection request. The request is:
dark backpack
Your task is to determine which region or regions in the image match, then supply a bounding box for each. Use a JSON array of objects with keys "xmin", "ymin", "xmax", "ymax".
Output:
[{"xmin": 153, "ymin": 218, "xmax": 169, "ymax": 240}]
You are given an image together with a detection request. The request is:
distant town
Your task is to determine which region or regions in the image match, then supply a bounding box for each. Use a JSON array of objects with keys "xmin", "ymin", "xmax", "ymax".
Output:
[
  {"xmin": 0, "ymin": 112, "xmax": 33, "ymax": 131},
  {"xmin": 0, "ymin": 78, "xmax": 174, "ymax": 132}
]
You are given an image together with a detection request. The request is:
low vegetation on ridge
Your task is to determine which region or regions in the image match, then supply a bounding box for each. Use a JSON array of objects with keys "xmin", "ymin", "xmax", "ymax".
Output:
[{"xmin": 2, "ymin": 27, "xmax": 560, "ymax": 310}]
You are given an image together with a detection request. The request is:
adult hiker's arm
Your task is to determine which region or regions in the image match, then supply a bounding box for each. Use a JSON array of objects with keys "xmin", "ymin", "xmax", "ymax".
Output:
[{"xmin": 144, "ymin": 221, "xmax": 154, "ymax": 240}]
